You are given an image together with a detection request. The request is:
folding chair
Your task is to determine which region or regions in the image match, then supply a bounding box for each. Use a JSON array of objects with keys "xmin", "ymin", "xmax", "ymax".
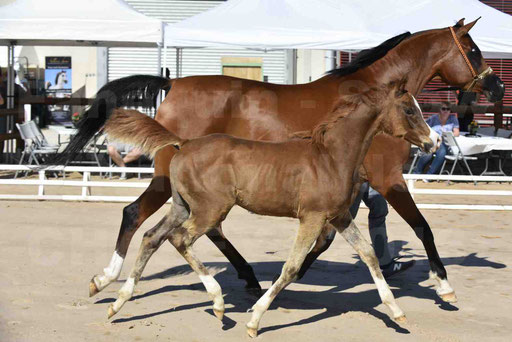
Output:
[
  {"xmin": 27, "ymin": 121, "xmax": 60, "ymax": 150},
  {"xmin": 439, "ymin": 131, "xmax": 477, "ymax": 179},
  {"xmin": 476, "ymin": 126, "xmax": 495, "ymax": 137},
  {"xmin": 15, "ymin": 121, "xmax": 59, "ymax": 178},
  {"xmin": 496, "ymin": 128, "xmax": 512, "ymax": 139},
  {"xmin": 408, "ymin": 146, "xmax": 421, "ymax": 174}
]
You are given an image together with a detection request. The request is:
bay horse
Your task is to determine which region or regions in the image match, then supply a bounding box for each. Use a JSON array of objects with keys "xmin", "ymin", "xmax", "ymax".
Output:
[
  {"xmin": 102, "ymin": 80, "xmax": 435, "ymax": 336},
  {"xmin": 54, "ymin": 19, "xmax": 503, "ymax": 301}
]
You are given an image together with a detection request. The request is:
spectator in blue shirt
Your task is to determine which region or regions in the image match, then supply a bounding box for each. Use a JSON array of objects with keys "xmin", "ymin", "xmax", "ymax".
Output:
[{"xmin": 414, "ymin": 101, "xmax": 460, "ymax": 180}]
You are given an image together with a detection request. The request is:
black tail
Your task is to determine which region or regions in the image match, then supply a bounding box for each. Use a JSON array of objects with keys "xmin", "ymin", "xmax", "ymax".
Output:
[{"xmin": 44, "ymin": 75, "xmax": 172, "ymax": 166}]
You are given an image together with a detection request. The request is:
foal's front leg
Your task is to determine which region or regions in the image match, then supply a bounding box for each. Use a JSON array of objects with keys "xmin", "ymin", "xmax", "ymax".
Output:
[
  {"xmin": 246, "ymin": 214, "xmax": 325, "ymax": 338},
  {"xmin": 331, "ymin": 214, "xmax": 406, "ymax": 322}
]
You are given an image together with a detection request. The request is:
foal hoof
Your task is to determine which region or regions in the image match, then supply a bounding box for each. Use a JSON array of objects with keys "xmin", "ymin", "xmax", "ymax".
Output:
[
  {"xmin": 213, "ymin": 308, "xmax": 224, "ymax": 321},
  {"xmin": 107, "ymin": 304, "xmax": 117, "ymax": 319},
  {"xmin": 395, "ymin": 315, "xmax": 407, "ymax": 323},
  {"xmin": 440, "ymin": 291, "xmax": 458, "ymax": 303},
  {"xmin": 89, "ymin": 277, "xmax": 99, "ymax": 297},
  {"xmin": 246, "ymin": 327, "xmax": 258, "ymax": 338}
]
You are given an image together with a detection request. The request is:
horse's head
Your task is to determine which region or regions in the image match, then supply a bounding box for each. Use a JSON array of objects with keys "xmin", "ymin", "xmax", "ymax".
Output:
[
  {"xmin": 377, "ymin": 79, "xmax": 440, "ymax": 153},
  {"xmin": 55, "ymin": 71, "xmax": 68, "ymax": 85},
  {"xmin": 437, "ymin": 18, "xmax": 505, "ymax": 102}
]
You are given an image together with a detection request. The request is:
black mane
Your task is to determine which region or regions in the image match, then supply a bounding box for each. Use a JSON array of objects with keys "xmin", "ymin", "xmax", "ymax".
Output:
[{"xmin": 327, "ymin": 32, "xmax": 412, "ymax": 77}]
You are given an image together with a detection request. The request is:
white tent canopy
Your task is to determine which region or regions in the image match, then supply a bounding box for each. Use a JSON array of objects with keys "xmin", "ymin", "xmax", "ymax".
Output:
[
  {"xmin": 0, "ymin": 0, "xmax": 164, "ymax": 47},
  {"xmin": 164, "ymin": 0, "xmax": 512, "ymax": 57}
]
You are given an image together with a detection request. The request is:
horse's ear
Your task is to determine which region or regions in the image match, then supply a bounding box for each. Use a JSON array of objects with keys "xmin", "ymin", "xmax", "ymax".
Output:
[
  {"xmin": 454, "ymin": 18, "xmax": 465, "ymax": 28},
  {"xmin": 457, "ymin": 17, "xmax": 480, "ymax": 36}
]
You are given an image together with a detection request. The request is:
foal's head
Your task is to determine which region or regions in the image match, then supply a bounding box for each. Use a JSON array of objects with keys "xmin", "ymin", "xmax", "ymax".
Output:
[{"xmin": 374, "ymin": 79, "xmax": 439, "ymax": 153}]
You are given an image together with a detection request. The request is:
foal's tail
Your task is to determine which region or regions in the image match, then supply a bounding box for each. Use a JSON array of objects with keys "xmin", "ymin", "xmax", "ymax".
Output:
[
  {"xmin": 104, "ymin": 109, "xmax": 185, "ymax": 159},
  {"xmin": 44, "ymin": 75, "xmax": 173, "ymax": 166}
]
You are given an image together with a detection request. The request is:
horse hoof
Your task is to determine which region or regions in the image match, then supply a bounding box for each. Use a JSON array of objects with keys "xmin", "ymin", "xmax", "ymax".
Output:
[
  {"xmin": 89, "ymin": 277, "xmax": 99, "ymax": 297},
  {"xmin": 107, "ymin": 304, "xmax": 117, "ymax": 319},
  {"xmin": 440, "ymin": 292, "xmax": 458, "ymax": 303},
  {"xmin": 247, "ymin": 327, "xmax": 258, "ymax": 338},
  {"xmin": 213, "ymin": 309, "xmax": 224, "ymax": 321},
  {"xmin": 395, "ymin": 315, "xmax": 407, "ymax": 323}
]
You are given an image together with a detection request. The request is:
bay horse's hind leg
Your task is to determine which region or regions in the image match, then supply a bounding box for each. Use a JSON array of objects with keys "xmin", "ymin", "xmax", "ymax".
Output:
[
  {"xmin": 89, "ymin": 148, "xmax": 174, "ymax": 297},
  {"xmin": 296, "ymin": 224, "xmax": 336, "ymax": 280},
  {"xmin": 206, "ymin": 225, "xmax": 261, "ymax": 293},
  {"xmin": 246, "ymin": 214, "xmax": 325, "ymax": 338},
  {"xmin": 331, "ymin": 214, "xmax": 406, "ymax": 322}
]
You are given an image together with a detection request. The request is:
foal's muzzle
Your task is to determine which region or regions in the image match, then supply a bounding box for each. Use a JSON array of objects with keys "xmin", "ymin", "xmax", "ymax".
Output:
[{"xmin": 421, "ymin": 128, "xmax": 441, "ymax": 153}]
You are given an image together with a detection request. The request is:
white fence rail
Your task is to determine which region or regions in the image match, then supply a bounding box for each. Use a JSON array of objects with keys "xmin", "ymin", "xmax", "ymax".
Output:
[{"xmin": 1, "ymin": 165, "xmax": 512, "ymax": 210}]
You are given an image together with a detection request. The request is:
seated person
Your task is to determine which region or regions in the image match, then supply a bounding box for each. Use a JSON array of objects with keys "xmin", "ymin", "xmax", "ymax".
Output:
[
  {"xmin": 413, "ymin": 101, "xmax": 460, "ymax": 180},
  {"xmin": 107, "ymin": 140, "xmax": 142, "ymax": 180}
]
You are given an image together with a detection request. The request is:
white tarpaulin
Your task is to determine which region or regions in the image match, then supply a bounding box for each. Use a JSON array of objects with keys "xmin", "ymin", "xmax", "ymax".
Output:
[
  {"xmin": 164, "ymin": 0, "xmax": 512, "ymax": 57},
  {"xmin": 0, "ymin": 0, "xmax": 164, "ymax": 47}
]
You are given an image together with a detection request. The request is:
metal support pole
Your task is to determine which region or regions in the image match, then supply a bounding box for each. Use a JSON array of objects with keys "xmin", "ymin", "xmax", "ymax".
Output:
[
  {"xmin": 157, "ymin": 43, "xmax": 162, "ymax": 76},
  {"xmin": 175, "ymin": 47, "xmax": 182, "ymax": 78}
]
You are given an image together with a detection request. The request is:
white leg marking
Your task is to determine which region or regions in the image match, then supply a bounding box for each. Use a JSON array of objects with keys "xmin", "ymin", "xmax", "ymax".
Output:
[
  {"xmin": 94, "ymin": 252, "xmax": 124, "ymax": 290},
  {"xmin": 247, "ymin": 283, "xmax": 276, "ymax": 331},
  {"xmin": 199, "ymin": 275, "xmax": 224, "ymax": 312},
  {"xmin": 430, "ymin": 271, "xmax": 455, "ymax": 296},
  {"xmin": 111, "ymin": 276, "xmax": 135, "ymax": 314},
  {"xmin": 374, "ymin": 276, "xmax": 404, "ymax": 319}
]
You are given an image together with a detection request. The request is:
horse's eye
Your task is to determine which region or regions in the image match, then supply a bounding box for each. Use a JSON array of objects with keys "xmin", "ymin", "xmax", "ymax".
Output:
[{"xmin": 405, "ymin": 108, "xmax": 414, "ymax": 115}]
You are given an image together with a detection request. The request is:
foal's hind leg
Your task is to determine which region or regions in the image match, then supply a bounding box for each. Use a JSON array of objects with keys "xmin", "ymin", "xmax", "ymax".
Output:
[
  {"xmin": 206, "ymin": 225, "xmax": 261, "ymax": 293},
  {"xmin": 246, "ymin": 214, "xmax": 325, "ymax": 338},
  {"xmin": 169, "ymin": 220, "xmax": 228, "ymax": 320},
  {"xmin": 90, "ymin": 148, "xmax": 174, "ymax": 297},
  {"xmin": 107, "ymin": 201, "xmax": 189, "ymax": 318},
  {"xmin": 332, "ymin": 214, "xmax": 406, "ymax": 322}
]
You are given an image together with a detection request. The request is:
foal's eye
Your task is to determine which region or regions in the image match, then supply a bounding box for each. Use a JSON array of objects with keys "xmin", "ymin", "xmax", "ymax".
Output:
[{"xmin": 405, "ymin": 108, "xmax": 414, "ymax": 115}]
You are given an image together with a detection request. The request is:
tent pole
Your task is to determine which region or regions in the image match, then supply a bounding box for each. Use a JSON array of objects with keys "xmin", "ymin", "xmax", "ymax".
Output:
[
  {"xmin": 157, "ymin": 43, "xmax": 162, "ymax": 76},
  {"xmin": 7, "ymin": 43, "xmax": 15, "ymax": 110},
  {"xmin": 176, "ymin": 47, "xmax": 182, "ymax": 78}
]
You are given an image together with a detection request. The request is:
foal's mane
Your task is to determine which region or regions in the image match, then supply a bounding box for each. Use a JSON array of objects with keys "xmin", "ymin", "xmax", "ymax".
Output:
[
  {"xmin": 306, "ymin": 91, "xmax": 377, "ymax": 144},
  {"xmin": 327, "ymin": 32, "xmax": 411, "ymax": 78}
]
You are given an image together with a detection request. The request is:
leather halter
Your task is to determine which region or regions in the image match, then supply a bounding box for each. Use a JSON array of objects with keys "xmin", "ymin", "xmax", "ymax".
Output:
[{"xmin": 449, "ymin": 26, "xmax": 493, "ymax": 91}]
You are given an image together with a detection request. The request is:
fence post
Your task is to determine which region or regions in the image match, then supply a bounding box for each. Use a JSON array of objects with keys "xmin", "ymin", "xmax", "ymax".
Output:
[
  {"xmin": 38, "ymin": 171, "xmax": 45, "ymax": 196},
  {"xmin": 82, "ymin": 171, "xmax": 91, "ymax": 198},
  {"xmin": 407, "ymin": 178, "xmax": 415, "ymax": 200}
]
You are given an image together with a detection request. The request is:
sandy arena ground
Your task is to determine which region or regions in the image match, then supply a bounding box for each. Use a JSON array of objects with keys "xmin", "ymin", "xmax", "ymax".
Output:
[{"xmin": 1, "ymin": 197, "xmax": 511, "ymax": 341}]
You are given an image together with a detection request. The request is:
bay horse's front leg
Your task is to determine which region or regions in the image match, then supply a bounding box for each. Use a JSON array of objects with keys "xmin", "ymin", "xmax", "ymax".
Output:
[
  {"xmin": 382, "ymin": 182, "xmax": 456, "ymax": 302},
  {"xmin": 89, "ymin": 147, "xmax": 174, "ymax": 297},
  {"xmin": 206, "ymin": 226, "xmax": 261, "ymax": 293},
  {"xmin": 364, "ymin": 138, "xmax": 456, "ymax": 303},
  {"xmin": 331, "ymin": 214, "xmax": 406, "ymax": 322}
]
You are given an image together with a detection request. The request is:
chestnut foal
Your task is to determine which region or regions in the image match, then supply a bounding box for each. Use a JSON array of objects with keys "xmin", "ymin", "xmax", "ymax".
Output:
[{"xmin": 103, "ymin": 80, "xmax": 436, "ymax": 337}]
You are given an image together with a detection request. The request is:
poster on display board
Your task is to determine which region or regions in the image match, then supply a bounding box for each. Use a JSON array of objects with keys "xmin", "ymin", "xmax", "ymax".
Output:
[{"xmin": 45, "ymin": 56, "xmax": 72, "ymax": 126}]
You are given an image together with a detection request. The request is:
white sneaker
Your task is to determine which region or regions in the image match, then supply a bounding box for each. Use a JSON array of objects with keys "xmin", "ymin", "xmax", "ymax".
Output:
[{"xmin": 119, "ymin": 172, "xmax": 127, "ymax": 180}]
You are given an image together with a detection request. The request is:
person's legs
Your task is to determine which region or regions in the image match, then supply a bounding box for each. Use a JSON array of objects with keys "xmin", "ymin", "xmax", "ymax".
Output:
[
  {"xmin": 363, "ymin": 186, "xmax": 392, "ymax": 265},
  {"xmin": 362, "ymin": 183, "xmax": 415, "ymax": 278},
  {"xmin": 107, "ymin": 145, "xmax": 125, "ymax": 167},
  {"xmin": 426, "ymin": 143, "xmax": 447, "ymax": 175},
  {"xmin": 413, "ymin": 152, "xmax": 433, "ymax": 174},
  {"xmin": 123, "ymin": 147, "xmax": 142, "ymax": 164}
]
